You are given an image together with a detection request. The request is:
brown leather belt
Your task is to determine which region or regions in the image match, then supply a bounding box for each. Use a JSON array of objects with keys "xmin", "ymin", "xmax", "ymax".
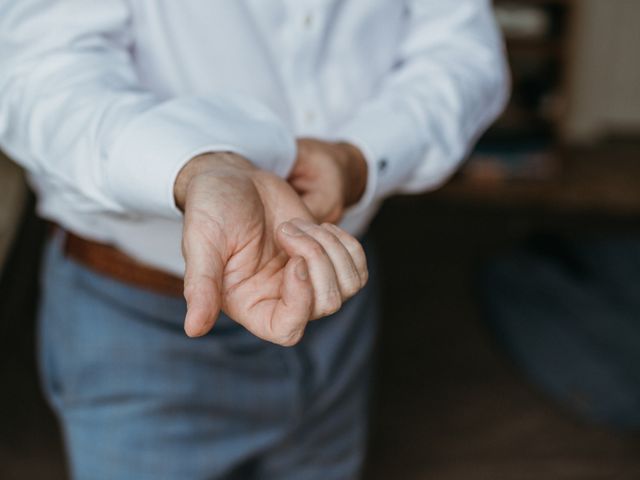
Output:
[{"xmin": 61, "ymin": 229, "xmax": 184, "ymax": 297}]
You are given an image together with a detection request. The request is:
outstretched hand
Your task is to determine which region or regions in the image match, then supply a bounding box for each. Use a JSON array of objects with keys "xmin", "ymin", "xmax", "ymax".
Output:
[{"xmin": 174, "ymin": 153, "xmax": 368, "ymax": 346}]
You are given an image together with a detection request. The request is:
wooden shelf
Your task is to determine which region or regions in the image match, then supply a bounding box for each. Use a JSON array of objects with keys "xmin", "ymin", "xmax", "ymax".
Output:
[
  {"xmin": 489, "ymin": 0, "xmax": 574, "ymax": 141},
  {"xmin": 431, "ymin": 146, "xmax": 640, "ymax": 215}
]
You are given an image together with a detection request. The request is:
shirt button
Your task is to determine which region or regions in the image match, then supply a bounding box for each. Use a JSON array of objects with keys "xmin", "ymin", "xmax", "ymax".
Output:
[
  {"xmin": 303, "ymin": 14, "xmax": 314, "ymax": 29},
  {"xmin": 304, "ymin": 110, "xmax": 316, "ymax": 125}
]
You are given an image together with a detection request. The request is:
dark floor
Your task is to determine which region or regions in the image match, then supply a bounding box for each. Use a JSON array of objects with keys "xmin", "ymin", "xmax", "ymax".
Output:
[
  {"xmin": 365, "ymin": 198, "xmax": 640, "ymax": 480},
  {"xmin": 2, "ymin": 181, "xmax": 640, "ymax": 478}
]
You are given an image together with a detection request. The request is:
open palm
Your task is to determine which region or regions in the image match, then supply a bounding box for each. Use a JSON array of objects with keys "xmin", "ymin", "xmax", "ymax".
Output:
[{"xmin": 179, "ymin": 154, "xmax": 368, "ymax": 346}]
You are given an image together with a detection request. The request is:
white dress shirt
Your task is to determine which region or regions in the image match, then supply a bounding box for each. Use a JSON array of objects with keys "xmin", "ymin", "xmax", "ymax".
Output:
[{"xmin": 0, "ymin": 0, "xmax": 509, "ymax": 276}]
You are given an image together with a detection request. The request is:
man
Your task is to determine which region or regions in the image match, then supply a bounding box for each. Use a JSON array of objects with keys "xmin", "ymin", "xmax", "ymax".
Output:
[{"xmin": 0, "ymin": 1, "xmax": 509, "ymax": 478}]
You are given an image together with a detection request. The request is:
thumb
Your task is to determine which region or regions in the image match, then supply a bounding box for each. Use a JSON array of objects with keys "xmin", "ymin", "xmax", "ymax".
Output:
[
  {"xmin": 182, "ymin": 230, "xmax": 225, "ymax": 338},
  {"xmin": 268, "ymin": 256, "xmax": 314, "ymax": 346}
]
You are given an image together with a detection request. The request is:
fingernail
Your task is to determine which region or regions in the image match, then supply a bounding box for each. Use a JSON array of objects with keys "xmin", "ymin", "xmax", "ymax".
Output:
[
  {"xmin": 295, "ymin": 258, "xmax": 309, "ymax": 281},
  {"xmin": 281, "ymin": 222, "xmax": 304, "ymax": 237}
]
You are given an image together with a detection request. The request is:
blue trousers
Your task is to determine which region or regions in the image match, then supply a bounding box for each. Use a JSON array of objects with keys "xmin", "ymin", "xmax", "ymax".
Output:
[{"xmin": 37, "ymin": 233, "xmax": 378, "ymax": 479}]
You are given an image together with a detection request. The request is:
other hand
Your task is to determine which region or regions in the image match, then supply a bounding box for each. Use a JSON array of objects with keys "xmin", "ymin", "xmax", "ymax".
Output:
[{"xmin": 288, "ymin": 139, "xmax": 368, "ymax": 224}]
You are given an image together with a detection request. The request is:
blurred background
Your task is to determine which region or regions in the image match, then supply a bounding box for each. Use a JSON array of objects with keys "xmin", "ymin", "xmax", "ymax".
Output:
[{"xmin": 1, "ymin": 0, "xmax": 640, "ymax": 478}]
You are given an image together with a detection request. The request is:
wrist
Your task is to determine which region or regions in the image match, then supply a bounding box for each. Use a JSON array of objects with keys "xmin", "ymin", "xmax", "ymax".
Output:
[
  {"xmin": 174, "ymin": 152, "xmax": 254, "ymax": 211},
  {"xmin": 335, "ymin": 142, "xmax": 368, "ymax": 208}
]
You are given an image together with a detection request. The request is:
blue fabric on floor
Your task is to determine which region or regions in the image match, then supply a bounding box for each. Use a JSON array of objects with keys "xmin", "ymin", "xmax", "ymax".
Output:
[{"xmin": 480, "ymin": 235, "xmax": 640, "ymax": 429}]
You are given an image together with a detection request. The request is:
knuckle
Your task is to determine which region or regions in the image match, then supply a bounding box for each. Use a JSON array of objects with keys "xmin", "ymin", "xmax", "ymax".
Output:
[
  {"xmin": 303, "ymin": 241, "xmax": 327, "ymax": 260},
  {"xmin": 315, "ymin": 226, "xmax": 341, "ymax": 245},
  {"xmin": 317, "ymin": 290, "xmax": 342, "ymax": 317},
  {"xmin": 182, "ymin": 280, "xmax": 197, "ymax": 299},
  {"xmin": 351, "ymin": 241, "xmax": 366, "ymax": 260},
  {"xmin": 267, "ymin": 318, "xmax": 306, "ymax": 347},
  {"xmin": 342, "ymin": 279, "xmax": 361, "ymax": 298},
  {"xmin": 311, "ymin": 226, "xmax": 347, "ymax": 252},
  {"xmin": 277, "ymin": 328, "xmax": 304, "ymax": 347},
  {"xmin": 338, "ymin": 267, "xmax": 361, "ymax": 298},
  {"xmin": 359, "ymin": 266, "xmax": 369, "ymax": 287},
  {"xmin": 327, "ymin": 298, "xmax": 342, "ymax": 316},
  {"xmin": 339, "ymin": 231, "xmax": 362, "ymax": 252}
]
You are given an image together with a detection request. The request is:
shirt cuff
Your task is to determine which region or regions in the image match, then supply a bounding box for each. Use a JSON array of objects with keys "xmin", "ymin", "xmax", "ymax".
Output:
[
  {"xmin": 106, "ymin": 94, "xmax": 296, "ymax": 218},
  {"xmin": 334, "ymin": 98, "xmax": 427, "ymax": 215}
]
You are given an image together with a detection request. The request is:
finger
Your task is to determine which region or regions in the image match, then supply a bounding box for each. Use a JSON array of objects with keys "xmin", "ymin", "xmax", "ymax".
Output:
[
  {"xmin": 269, "ymin": 256, "xmax": 313, "ymax": 346},
  {"xmin": 182, "ymin": 228, "xmax": 225, "ymax": 338},
  {"xmin": 223, "ymin": 255, "xmax": 313, "ymax": 346},
  {"xmin": 291, "ymin": 219, "xmax": 361, "ymax": 299},
  {"xmin": 323, "ymin": 222, "xmax": 368, "ymax": 287},
  {"xmin": 277, "ymin": 220, "xmax": 343, "ymax": 319}
]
